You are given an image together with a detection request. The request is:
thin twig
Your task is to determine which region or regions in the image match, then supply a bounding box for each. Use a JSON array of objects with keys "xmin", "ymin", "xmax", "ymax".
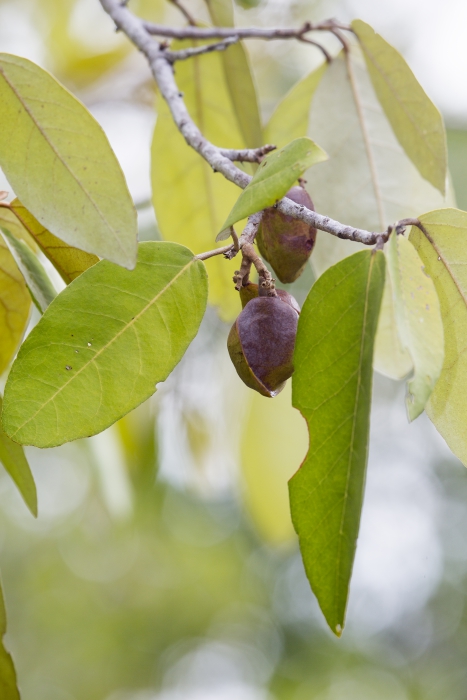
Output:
[
  {"xmin": 299, "ymin": 37, "xmax": 332, "ymax": 63},
  {"xmin": 167, "ymin": 0, "xmax": 196, "ymax": 26},
  {"xmin": 219, "ymin": 144, "xmax": 276, "ymax": 163},
  {"xmin": 195, "ymin": 244, "xmax": 235, "ymax": 261},
  {"xmin": 164, "ymin": 36, "xmax": 239, "ymax": 62},
  {"xmin": 98, "ymin": 0, "xmax": 387, "ymax": 246},
  {"xmin": 143, "ymin": 19, "xmax": 352, "ymax": 41}
]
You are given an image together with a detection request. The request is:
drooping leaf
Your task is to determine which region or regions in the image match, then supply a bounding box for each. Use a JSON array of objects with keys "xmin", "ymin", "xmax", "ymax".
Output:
[
  {"xmin": 9, "ymin": 199, "xmax": 98, "ymax": 284},
  {"xmin": 352, "ymin": 19, "xmax": 447, "ymax": 195},
  {"xmin": 305, "ymin": 51, "xmax": 454, "ymax": 379},
  {"xmin": 373, "ymin": 269, "xmax": 413, "ymax": 380},
  {"xmin": 0, "ymin": 234, "xmax": 31, "ymax": 375},
  {"xmin": 290, "ymin": 250, "xmax": 385, "ymax": 635},
  {"xmin": 386, "ymin": 232, "xmax": 444, "ymax": 420},
  {"xmin": 205, "ymin": 0, "xmax": 263, "ymax": 149},
  {"xmin": 0, "ymin": 395, "xmax": 37, "ymax": 516},
  {"xmin": 0, "ymin": 227, "xmax": 57, "ymax": 313},
  {"xmin": 0, "ymin": 578, "xmax": 20, "ymax": 700},
  {"xmin": 0, "ymin": 54, "xmax": 137, "ymax": 268},
  {"xmin": 219, "ymin": 137, "xmax": 327, "ymax": 236},
  {"xmin": 240, "ymin": 382, "xmax": 307, "ymax": 545},
  {"xmin": 265, "ymin": 63, "xmax": 328, "ymax": 148},
  {"xmin": 151, "ymin": 45, "xmax": 245, "ymax": 320},
  {"xmin": 409, "ymin": 209, "xmax": 467, "ymax": 464},
  {"xmin": 3, "ymin": 242, "xmax": 208, "ymax": 448}
]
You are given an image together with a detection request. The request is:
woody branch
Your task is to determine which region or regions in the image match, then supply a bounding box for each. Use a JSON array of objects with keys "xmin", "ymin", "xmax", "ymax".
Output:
[{"xmin": 98, "ymin": 0, "xmax": 388, "ymax": 252}]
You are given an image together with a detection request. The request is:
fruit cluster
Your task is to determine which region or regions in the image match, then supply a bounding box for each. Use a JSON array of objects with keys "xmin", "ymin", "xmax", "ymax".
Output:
[{"xmin": 228, "ymin": 185, "xmax": 316, "ymax": 397}]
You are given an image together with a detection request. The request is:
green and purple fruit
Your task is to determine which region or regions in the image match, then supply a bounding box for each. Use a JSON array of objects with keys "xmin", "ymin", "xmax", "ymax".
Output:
[
  {"xmin": 228, "ymin": 296, "xmax": 298, "ymax": 397},
  {"xmin": 257, "ymin": 185, "xmax": 317, "ymax": 284}
]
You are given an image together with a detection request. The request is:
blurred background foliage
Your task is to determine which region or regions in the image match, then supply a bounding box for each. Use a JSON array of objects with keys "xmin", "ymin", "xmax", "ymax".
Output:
[{"xmin": 1, "ymin": 0, "xmax": 467, "ymax": 698}]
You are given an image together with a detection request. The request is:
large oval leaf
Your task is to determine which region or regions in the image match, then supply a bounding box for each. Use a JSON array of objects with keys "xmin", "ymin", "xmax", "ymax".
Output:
[
  {"xmin": 151, "ymin": 44, "xmax": 245, "ymax": 320},
  {"xmin": 352, "ymin": 20, "xmax": 447, "ymax": 195},
  {"xmin": 10, "ymin": 199, "xmax": 98, "ymax": 284},
  {"xmin": 290, "ymin": 250, "xmax": 385, "ymax": 635},
  {"xmin": 0, "ymin": 396, "xmax": 37, "ymax": 516},
  {"xmin": 0, "ymin": 579, "xmax": 20, "ymax": 700},
  {"xmin": 386, "ymin": 232, "xmax": 444, "ymax": 420},
  {"xmin": 219, "ymin": 137, "xmax": 327, "ymax": 235},
  {"xmin": 0, "ymin": 54, "xmax": 137, "ymax": 268},
  {"xmin": 2, "ymin": 242, "xmax": 208, "ymax": 447},
  {"xmin": 409, "ymin": 209, "xmax": 467, "ymax": 465},
  {"xmin": 0, "ymin": 226, "xmax": 31, "ymax": 375}
]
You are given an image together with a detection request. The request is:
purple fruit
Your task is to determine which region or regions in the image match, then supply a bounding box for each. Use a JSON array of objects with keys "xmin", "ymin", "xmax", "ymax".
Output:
[
  {"xmin": 257, "ymin": 185, "xmax": 317, "ymax": 283},
  {"xmin": 228, "ymin": 296, "xmax": 298, "ymax": 397}
]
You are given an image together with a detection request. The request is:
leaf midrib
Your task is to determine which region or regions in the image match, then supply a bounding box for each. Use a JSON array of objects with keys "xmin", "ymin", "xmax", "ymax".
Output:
[
  {"xmin": 334, "ymin": 252, "xmax": 375, "ymax": 630},
  {"xmin": 9, "ymin": 257, "xmax": 196, "ymax": 437},
  {"xmin": 0, "ymin": 59, "xmax": 128, "ymax": 259}
]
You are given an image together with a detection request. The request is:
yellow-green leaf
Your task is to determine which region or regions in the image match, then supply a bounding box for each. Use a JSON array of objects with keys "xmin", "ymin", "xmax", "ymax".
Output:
[
  {"xmin": 0, "ymin": 578, "xmax": 20, "ymax": 700},
  {"xmin": 0, "ymin": 228, "xmax": 57, "ymax": 313},
  {"xmin": 290, "ymin": 250, "xmax": 385, "ymax": 635},
  {"xmin": 409, "ymin": 209, "xmax": 467, "ymax": 464},
  {"xmin": 0, "ymin": 235, "xmax": 31, "ymax": 375},
  {"xmin": 240, "ymin": 382, "xmax": 307, "ymax": 545},
  {"xmin": 373, "ymin": 269, "xmax": 413, "ymax": 380},
  {"xmin": 265, "ymin": 63, "xmax": 328, "ymax": 149},
  {"xmin": 219, "ymin": 137, "xmax": 327, "ymax": 235},
  {"xmin": 387, "ymin": 232, "xmax": 444, "ymax": 420},
  {"xmin": 305, "ymin": 51, "xmax": 454, "ymax": 380},
  {"xmin": 0, "ymin": 395, "xmax": 37, "ymax": 516},
  {"xmin": 3, "ymin": 242, "xmax": 208, "ymax": 448},
  {"xmin": 205, "ymin": 0, "xmax": 263, "ymax": 149},
  {"xmin": 352, "ymin": 19, "xmax": 447, "ymax": 195},
  {"xmin": 151, "ymin": 45, "xmax": 245, "ymax": 320},
  {"xmin": 0, "ymin": 53, "xmax": 137, "ymax": 268},
  {"xmin": 10, "ymin": 199, "xmax": 98, "ymax": 284}
]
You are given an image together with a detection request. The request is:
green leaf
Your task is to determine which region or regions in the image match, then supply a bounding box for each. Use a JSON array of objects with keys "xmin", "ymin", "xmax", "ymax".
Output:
[
  {"xmin": 2, "ymin": 242, "xmax": 208, "ymax": 448},
  {"xmin": 409, "ymin": 209, "xmax": 467, "ymax": 464},
  {"xmin": 218, "ymin": 137, "xmax": 327, "ymax": 236},
  {"xmin": 265, "ymin": 63, "xmax": 328, "ymax": 149},
  {"xmin": 352, "ymin": 19, "xmax": 447, "ymax": 195},
  {"xmin": 387, "ymin": 232, "xmax": 444, "ymax": 420},
  {"xmin": 290, "ymin": 250, "xmax": 385, "ymax": 635},
  {"xmin": 0, "ymin": 53, "xmax": 137, "ymax": 268},
  {"xmin": 10, "ymin": 199, "xmax": 99, "ymax": 284},
  {"xmin": 205, "ymin": 0, "xmax": 263, "ymax": 149},
  {"xmin": 304, "ymin": 52, "xmax": 454, "ymax": 379},
  {"xmin": 151, "ymin": 44, "xmax": 245, "ymax": 320},
  {"xmin": 0, "ymin": 578, "xmax": 20, "ymax": 700},
  {"xmin": 0, "ymin": 395, "xmax": 37, "ymax": 516},
  {"xmin": 0, "ymin": 227, "xmax": 57, "ymax": 313},
  {"xmin": 0, "ymin": 224, "xmax": 31, "ymax": 375}
]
